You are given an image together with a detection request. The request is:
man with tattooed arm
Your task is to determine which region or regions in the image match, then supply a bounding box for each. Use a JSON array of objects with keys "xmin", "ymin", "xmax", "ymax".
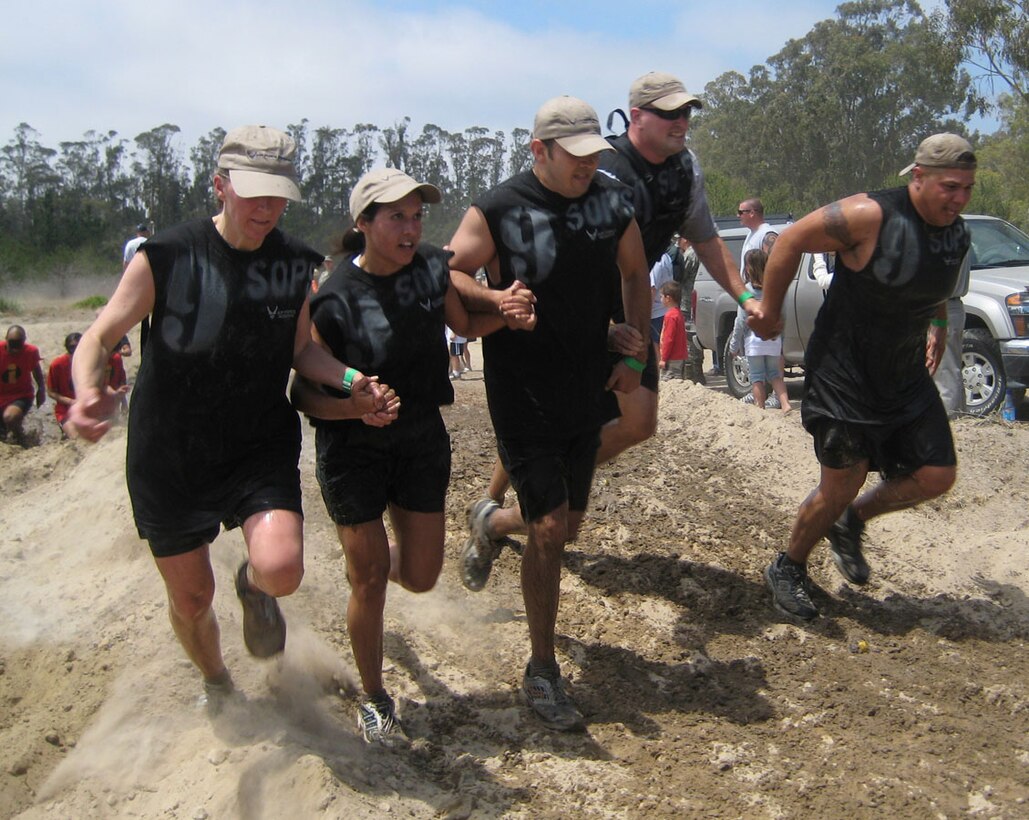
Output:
[{"xmin": 749, "ymin": 134, "xmax": 976, "ymax": 621}]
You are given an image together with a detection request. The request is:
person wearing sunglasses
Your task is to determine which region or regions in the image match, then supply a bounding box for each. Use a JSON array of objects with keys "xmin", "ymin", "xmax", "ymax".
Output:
[
  {"xmin": 1, "ymin": 325, "xmax": 46, "ymax": 444},
  {"xmin": 477, "ymin": 71, "xmax": 757, "ymax": 515}
]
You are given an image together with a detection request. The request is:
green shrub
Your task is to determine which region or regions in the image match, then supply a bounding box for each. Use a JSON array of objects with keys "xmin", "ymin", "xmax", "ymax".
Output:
[
  {"xmin": 73, "ymin": 295, "xmax": 109, "ymax": 310},
  {"xmin": 0, "ymin": 297, "xmax": 22, "ymax": 314}
]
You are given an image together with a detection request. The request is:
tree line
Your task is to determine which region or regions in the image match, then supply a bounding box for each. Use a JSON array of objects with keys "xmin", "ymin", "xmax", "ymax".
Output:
[{"xmin": 0, "ymin": 0, "xmax": 1025, "ymax": 285}]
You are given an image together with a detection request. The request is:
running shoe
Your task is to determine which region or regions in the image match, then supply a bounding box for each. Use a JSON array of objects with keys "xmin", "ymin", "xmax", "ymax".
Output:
[
  {"xmin": 234, "ymin": 560, "xmax": 287, "ymax": 658},
  {"xmin": 522, "ymin": 662, "xmax": 585, "ymax": 731},
  {"xmin": 198, "ymin": 672, "xmax": 236, "ymax": 716},
  {"xmin": 764, "ymin": 552, "xmax": 819, "ymax": 621},
  {"xmin": 460, "ymin": 499, "xmax": 504, "ymax": 591},
  {"xmin": 827, "ymin": 507, "xmax": 870, "ymax": 585},
  {"xmin": 357, "ymin": 693, "xmax": 407, "ymax": 747},
  {"xmin": 764, "ymin": 394, "xmax": 781, "ymax": 409}
]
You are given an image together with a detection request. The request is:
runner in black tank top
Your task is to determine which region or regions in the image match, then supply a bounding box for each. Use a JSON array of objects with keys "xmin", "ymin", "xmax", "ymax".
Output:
[{"xmin": 750, "ymin": 134, "xmax": 976, "ymax": 622}]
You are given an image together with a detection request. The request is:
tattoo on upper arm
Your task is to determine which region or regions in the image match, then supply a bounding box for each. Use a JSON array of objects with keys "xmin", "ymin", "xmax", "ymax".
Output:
[{"xmin": 823, "ymin": 202, "xmax": 854, "ymax": 247}]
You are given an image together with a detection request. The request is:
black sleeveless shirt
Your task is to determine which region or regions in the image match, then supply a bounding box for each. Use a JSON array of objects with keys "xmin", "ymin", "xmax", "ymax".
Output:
[
  {"xmin": 475, "ymin": 170, "xmax": 635, "ymax": 439},
  {"xmin": 803, "ymin": 186, "xmax": 970, "ymax": 427}
]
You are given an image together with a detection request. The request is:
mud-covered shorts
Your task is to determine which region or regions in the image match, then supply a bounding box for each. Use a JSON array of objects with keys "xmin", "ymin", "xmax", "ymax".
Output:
[
  {"xmin": 808, "ymin": 397, "xmax": 956, "ymax": 480},
  {"xmin": 497, "ymin": 427, "xmax": 601, "ymax": 523},
  {"xmin": 315, "ymin": 410, "xmax": 451, "ymax": 527}
]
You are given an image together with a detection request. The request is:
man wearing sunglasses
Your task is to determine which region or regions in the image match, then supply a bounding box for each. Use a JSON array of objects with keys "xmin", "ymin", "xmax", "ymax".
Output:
[
  {"xmin": 1, "ymin": 325, "xmax": 46, "ymax": 444},
  {"xmin": 738, "ymin": 198, "xmax": 779, "ymax": 265},
  {"xmin": 591, "ymin": 71, "xmax": 757, "ymax": 464},
  {"xmin": 478, "ymin": 71, "xmax": 755, "ymax": 521}
]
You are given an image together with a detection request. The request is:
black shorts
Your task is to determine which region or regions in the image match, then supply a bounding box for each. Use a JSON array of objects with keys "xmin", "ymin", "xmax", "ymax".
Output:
[
  {"xmin": 135, "ymin": 457, "xmax": 304, "ymax": 558},
  {"xmin": 809, "ymin": 398, "xmax": 956, "ymax": 480},
  {"xmin": 315, "ymin": 411, "xmax": 451, "ymax": 526},
  {"xmin": 497, "ymin": 428, "xmax": 601, "ymax": 523},
  {"xmin": 598, "ymin": 342, "xmax": 659, "ymax": 425},
  {"xmin": 449, "ymin": 341, "xmax": 466, "ymax": 356}
]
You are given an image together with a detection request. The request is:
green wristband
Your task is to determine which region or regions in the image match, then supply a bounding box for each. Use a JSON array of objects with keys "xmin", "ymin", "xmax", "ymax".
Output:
[
  {"xmin": 622, "ymin": 356, "xmax": 645, "ymax": 373},
  {"xmin": 930, "ymin": 318, "xmax": 948, "ymax": 328},
  {"xmin": 737, "ymin": 290, "xmax": 756, "ymax": 305},
  {"xmin": 341, "ymin": 367, "xmax": 357, "ymax": 396}
]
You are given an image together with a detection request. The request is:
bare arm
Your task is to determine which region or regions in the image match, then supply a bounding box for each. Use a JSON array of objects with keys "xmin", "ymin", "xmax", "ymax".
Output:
[
  {"xmin": 692, "ymin": 234, "xmax": 762, "ymax": 320},
  {"xmin": 68, "ymin": 252, "xmax": 156, "ymax": 441},
  {"xmin": 605, "ymin": 220, "xmax": 651, "ymax": 393},
  {"xmin": 448, "ymin": 207, "xmax": 537, "ymax": 328},
  {"xmin": 749, "ymin": 194, "xmax": 882, "ymax": 339}
]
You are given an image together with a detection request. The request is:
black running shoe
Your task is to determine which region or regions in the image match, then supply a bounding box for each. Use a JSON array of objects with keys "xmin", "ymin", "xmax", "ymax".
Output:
[
  {"xmin": 827, "ymin": 507, "xmax": 870, "ymax": 585},
  {"xmin": 234, "ymin": 560, "xmax": 287, "ymax": 658},
  {"xmin": 764, "ymin": 552, "xmax": 819, "ymax": 621}
]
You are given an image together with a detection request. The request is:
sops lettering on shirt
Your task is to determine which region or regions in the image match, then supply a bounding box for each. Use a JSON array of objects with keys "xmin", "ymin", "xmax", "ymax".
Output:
[
  {"xmin": 246, "ymin": 258, "xmax": 311, "ymax": 301},
  {"xmin": 497, "ymin": 187, "xmax": 632, "ymax": 285},
  {"xmin": 928, "ymin": 221, "xmax": 970, "ymax": 267}
]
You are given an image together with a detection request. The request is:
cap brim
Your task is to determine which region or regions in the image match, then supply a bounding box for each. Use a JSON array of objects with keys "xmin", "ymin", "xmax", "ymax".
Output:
[
  {"xmin": 649, "ymin": 92, "xmax": 703, "ymax": 111},
  {"xmin": 898, "ymin": 163, "xmax": 916, "ymax": 176},
  {"xmin": 555, "ymin": 133, "xmax": 614, "ymax": 157},
  {"xmin": 228, "ymin": 169, "xmax": 302, "ymax": 202}
]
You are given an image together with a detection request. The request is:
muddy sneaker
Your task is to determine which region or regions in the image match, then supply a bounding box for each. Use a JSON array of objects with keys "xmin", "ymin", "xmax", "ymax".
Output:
[
  {"xmin": 827, "ymin": 507, "xmax": 870, "ymax": 585},
  {"xmin": 234, "ymin": 561, "xmax": 286, "ymax": 658},
  {"xmin": 357, "ymin": 693, "xmax": 407, "ymax": 747},
  {"xmin": 460, "ymin": 499, "xmax": 505, "ymax": 591},
  {"xmin": 764, "ymin": 552, "xmax": 819, "ymax": 621},
  {"xmin": 197, "ymin": 671, "xmax": 236, "ymax": 716},
  {"xmin": 522, "ymin": 662, "xmax": 585, "ymax": 732}
]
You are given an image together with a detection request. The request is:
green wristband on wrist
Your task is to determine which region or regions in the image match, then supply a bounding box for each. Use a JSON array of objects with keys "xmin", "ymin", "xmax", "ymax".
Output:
[
  {"xmin": 930, "ymin": 318, "xmax": 948, "ymax": 328},
  {"xmin": 622, "ymin": 356, "xmax": 645, "ymax": 373},
  {"xmin": 737, "ymin": 290, "xmax": 756, "ymax": 305},
  {"xmin": 341, "ymin": 367, "xmax": 357, "ymax": 396}
]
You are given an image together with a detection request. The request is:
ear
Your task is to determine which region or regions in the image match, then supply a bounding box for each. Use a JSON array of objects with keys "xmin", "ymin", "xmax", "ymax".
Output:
[
  {"xmin": 629, "ymin": 107, "xmax": 644, "ymax": 127},
  {"xmin": 212, "ymin": 173, "xmax": 228, "ymax": 202},
  {"xmin": 529, "ymin": 139, "xmax": 547, "ymax": 162}
]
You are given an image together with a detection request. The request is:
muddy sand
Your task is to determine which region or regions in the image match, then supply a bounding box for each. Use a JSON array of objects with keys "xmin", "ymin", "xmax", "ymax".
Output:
[{"xmin": 1, "ymin": 305, "xmax": 1027, "ymax": 818}]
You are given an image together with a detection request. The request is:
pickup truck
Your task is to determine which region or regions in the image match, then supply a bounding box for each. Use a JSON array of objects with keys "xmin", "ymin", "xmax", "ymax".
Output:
[{"xmin": 692, "ymin": 214, "xmax": 1029, "ymax": 416}]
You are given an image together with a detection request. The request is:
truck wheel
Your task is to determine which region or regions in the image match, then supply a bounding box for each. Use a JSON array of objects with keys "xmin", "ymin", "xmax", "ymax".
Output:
[
  {"xmin": 962, "ymin": 329, "xmax": 1006, "ymax": 416},
  {"xmin": 723, "ymin": 336, "xmax": 751, "ymax": 398}
]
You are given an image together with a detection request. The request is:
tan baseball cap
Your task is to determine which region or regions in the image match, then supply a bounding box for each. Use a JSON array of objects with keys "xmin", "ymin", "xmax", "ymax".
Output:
[
  {"xmin": 629, "ymin": 71, "xmax": 702, "ymax": 111},
  {"xmin": 532, "ymin": 96, "xmax": 613, "ymax": 157},
  {"xmin": 218, "ymin": 125, "xmax": 302, "ymax": 201},
  {"xmin": 349, "ymin": 167, "xmax": 442, "ymax": 218},
  {"xmin": 899, "ymin": 133, "xmax": 977, "ymax": 176}
]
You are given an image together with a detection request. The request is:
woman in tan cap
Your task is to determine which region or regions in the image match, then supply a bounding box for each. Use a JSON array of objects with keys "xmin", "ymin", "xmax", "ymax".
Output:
[
  {"xmin": 66, "ymin": 126, "xmax": 382, "ymax": 712},
  {"xmin": 291, "ymin": 166, "xmax": 535, "ymax": 746}
]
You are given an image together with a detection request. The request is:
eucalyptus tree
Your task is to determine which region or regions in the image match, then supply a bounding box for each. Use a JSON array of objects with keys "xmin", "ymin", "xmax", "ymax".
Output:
[{"xmin": 692, "ymin": 0, "xmax": 975, "ymax": 212}]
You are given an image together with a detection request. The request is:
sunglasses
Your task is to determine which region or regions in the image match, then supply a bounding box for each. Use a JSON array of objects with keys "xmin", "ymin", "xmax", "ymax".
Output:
[
  {"xmin": 642, "ymin": 106, "xmax": 693, "ymax": 122},
  {"xmin": 737, "ymin": 209, "xmax": 755, "ymax": 215}
]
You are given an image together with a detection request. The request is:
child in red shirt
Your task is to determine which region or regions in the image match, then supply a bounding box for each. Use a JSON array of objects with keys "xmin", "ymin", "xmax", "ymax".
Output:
[{"xmin": 659, "ymin": 281, "xmax": 687, "ymax": 380}]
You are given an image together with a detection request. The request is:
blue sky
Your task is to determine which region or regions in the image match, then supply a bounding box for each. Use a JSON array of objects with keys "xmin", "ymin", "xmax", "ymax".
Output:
[{"xmin": 1, "ymin": 0, "xmax": 967, "ymax": 154}]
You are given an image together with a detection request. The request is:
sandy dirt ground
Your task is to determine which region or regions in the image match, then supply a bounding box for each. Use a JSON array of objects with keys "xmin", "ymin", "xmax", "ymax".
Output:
[{"xmin": 1, "ymin": 301, "xmax": 1027, "ymax": 819}]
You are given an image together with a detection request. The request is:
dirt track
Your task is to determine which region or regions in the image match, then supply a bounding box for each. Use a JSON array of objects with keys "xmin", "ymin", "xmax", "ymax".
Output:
[{"xmin": 1, "ymin": 312, "xmax": 1027, "ymax": 818}]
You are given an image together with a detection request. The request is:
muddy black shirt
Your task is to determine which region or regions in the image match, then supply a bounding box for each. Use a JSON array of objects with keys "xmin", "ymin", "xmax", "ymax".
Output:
[
  {"xmin": 126, "ymin": 218, "xmax": 319, "ymax": 530},
  {"xmin": 309, "ymin": 243, "xmax": 453, "ymax": 433},
  {"xmin": 598, "ymin": 134, "xmax": 717, "ymax": 321},
  {"xmin": 803, "ymin": 186, "xmax": 970, "ymax": 428},
  {"xmin": 475, "ymin": 170, "xmax": 634, "ymax": 439}
]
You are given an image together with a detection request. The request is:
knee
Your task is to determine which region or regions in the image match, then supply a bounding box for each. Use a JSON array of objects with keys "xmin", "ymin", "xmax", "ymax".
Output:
[
  {"xmin": 400, "ymin": 571, "xmax": 440, "ymax": 594},
  {"xmin": 918, "ymin": 466, "xmax": 956, "ymax": 499},
  {"xmin": 347, "ymin": 561, "xmax": 390, "ymax": 599},
  {"xmin": 168, "ymin": 583, "xmax": 215, "ymax": 623},
  {"xmin": 530, "ymin": 515, "xmax": 570, "ymax": 552},
  {"xmin": 250, "ymin": 556, "xmax": 304, "ymax": 598}
]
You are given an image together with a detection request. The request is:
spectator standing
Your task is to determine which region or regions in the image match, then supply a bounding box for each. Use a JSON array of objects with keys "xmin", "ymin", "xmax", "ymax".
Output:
[{"xmin": 658, "ymin": 281, "xmax": 687, "ymax": 380}]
